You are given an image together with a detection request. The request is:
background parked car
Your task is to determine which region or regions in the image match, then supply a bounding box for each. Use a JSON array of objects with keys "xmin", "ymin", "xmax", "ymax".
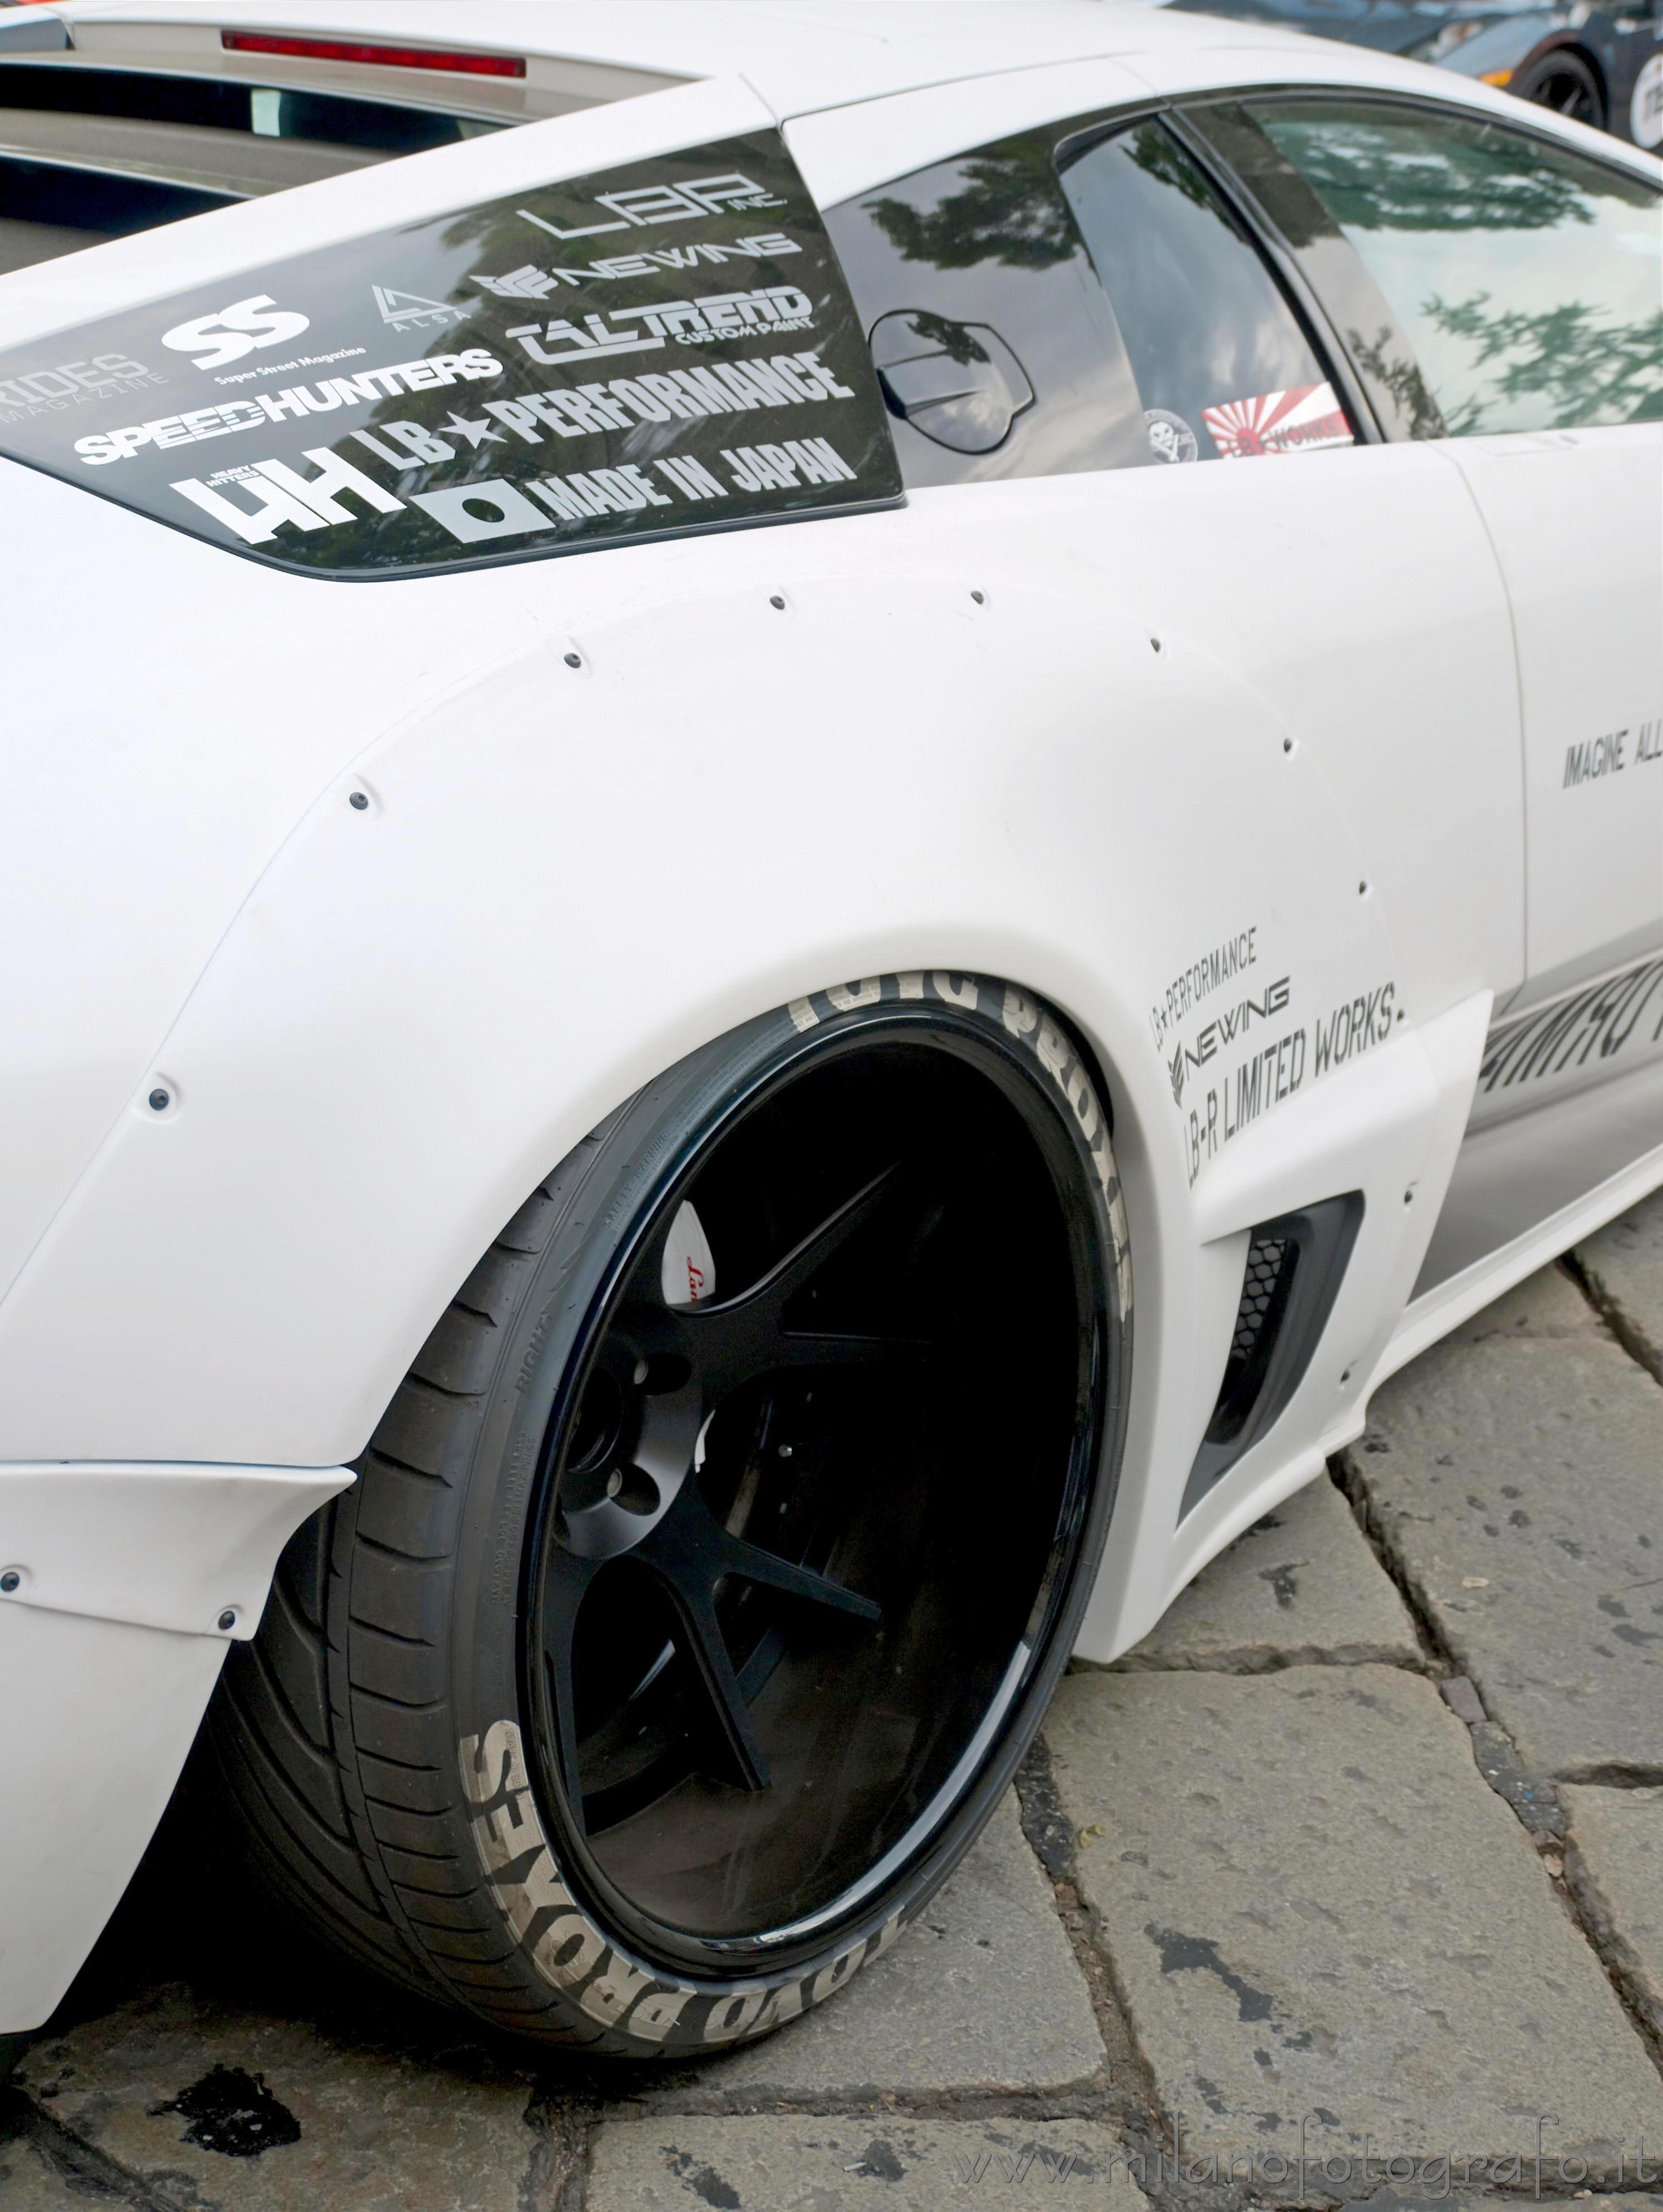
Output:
[{"xmin": 1158, "ymin": 0, "xmax": 1663, "ymax": 142}]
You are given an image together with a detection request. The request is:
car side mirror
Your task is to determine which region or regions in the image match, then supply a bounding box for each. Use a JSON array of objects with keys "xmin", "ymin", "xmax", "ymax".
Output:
[{"xmin": 869, "ymin": 311, "xmax": 1034, "ymax": 453}]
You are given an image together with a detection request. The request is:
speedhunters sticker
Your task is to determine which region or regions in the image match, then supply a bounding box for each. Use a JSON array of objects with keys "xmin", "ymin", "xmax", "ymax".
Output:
[{"xmin": 0, "ymin": 132, "xmax": 903, "ymax": 576}]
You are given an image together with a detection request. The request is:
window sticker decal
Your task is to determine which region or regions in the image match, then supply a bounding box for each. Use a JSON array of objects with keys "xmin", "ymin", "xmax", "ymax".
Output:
[
  {"xmin": 0, "ymin": 131, "xmax": 902, "ymax": 577},
  {"xmin": 1143, "ymin": 408, "xmax": 1198, "ymax": 464},
  {"xmin": 1200, "ymin": 381, "xmax": 1353, "ymax": 460}
]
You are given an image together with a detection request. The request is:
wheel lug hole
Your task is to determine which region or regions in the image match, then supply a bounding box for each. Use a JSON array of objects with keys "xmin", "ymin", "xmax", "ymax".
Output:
[
  {"xmin": 606, "ymin": 1469, "xmax": 623, "ymax": 1499},
  {"xmin": 636, "ymin": 1353, "xmax": 691, "ymax": 1395}
]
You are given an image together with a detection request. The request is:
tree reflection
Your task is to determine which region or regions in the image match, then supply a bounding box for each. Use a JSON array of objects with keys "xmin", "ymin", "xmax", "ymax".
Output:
[
  {"xmin": 865, "ymin": 137, "xmax": 1078, "ymax": 270},
  {"xmin": 1262, "ymin": 112, "xmax": 1600, "ymax": 233},
  {"xmin": 1346, "ymin": 323, "xmax": 1446, "ymax": 438},
  {"xmin": 1424, "ymin": 292, "xmax": 1663, "ymax": 431}
]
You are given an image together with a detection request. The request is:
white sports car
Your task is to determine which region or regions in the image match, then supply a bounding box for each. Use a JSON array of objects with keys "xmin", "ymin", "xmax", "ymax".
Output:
[{"xmin": 1, "ymin": 0, "xmax": 1659, "ymax": 2068}]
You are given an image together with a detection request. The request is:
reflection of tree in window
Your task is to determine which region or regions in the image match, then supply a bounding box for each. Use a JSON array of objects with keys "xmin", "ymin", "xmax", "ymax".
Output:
[
  {"xmin": 1096, "ymin": 123, "xmax": 1217, "ymax": 215},
  {"xmin": 864, "ymin": 138, "xmax": 1077, "ymax": 270},
  {"xmin": 903, "ymin": 311, "xmax": 991, "ymax": 366},
  {"xmin": 1425, "ymin": 294, "xmax": 1663, "ymax": 432},
  {"xmin": 1346, "ymin": 325, "xmax": 1444, "ymax": 440},
  {"xmin": 1264, "ymin": 117, "xmax": 1594, "ymax": 235}
]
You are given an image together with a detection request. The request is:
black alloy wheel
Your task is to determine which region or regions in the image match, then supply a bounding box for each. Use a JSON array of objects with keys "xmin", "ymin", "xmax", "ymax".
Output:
[
  {"xmin": 1512, "ymin": 49, "xmax": 1606, "ymax": 127},
  {"xmin": 529, "ymin": 1021, "xmax": 1102, "ymax": 1967},
  {"xmin": 216, "ymin": 973, "xmax": 1132, "ymax": 2056}
]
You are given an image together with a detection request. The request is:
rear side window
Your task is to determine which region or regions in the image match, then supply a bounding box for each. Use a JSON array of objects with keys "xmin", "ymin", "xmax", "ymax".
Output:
[
  {"xmin": 0, "ymin": 130, "xmax": 900, "ymax": 576},
  {"xmin": 825, "ymin": 110, "xmax": 1353, "ymax": 485},
  {"xmin": 823, "ymin": 132, "xmax": 1152, "ymax": 485},
  {"xmin": 1251, "ymin": 101, "xmax": 1663, "ymax": 435},
  {"xmin": 1058, "ymin": 121, "xmax": 1355, "ymax": 462}
]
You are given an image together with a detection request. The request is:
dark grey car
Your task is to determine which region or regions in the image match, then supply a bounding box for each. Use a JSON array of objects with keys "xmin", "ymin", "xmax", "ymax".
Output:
[{"xmin": 1162, "ymin": 0, "xmax": 1663, "ymax": 143}]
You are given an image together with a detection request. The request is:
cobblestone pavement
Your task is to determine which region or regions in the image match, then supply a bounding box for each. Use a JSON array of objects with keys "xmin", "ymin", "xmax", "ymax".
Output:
[{"xmin": 4, "ymin": 1194, "xmax": 1661, "ymax": 2211}]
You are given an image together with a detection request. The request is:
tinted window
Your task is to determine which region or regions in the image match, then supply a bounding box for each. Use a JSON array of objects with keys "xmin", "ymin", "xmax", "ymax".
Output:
[
  {"xmin": 1059, "ymin": 120, "xmax": 1355, "ymax": 462},
  {"xmin": 0, "ymin": 130, "xmax": 900, "ymax": 576},
  {"xmin": 824, "ymin": 131, "xmax": 1150, "ymax": 485},
  {"xmin": 1253, "ymin": 101, "xmax": 1663, "ymax": 435}
]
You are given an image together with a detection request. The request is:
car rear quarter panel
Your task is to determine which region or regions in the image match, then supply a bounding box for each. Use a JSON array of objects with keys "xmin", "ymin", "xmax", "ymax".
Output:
[{"xmin": 3, "ymin": 454, "xmax": 1469, "ymax": 1482}]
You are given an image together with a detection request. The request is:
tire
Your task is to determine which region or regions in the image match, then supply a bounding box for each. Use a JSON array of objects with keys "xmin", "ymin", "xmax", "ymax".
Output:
[
  {"xmin": 1512, "ymin": 48, "xmax": 1606, "ymax": 128},
  {"xmin": 212, "ymin": 973, "xmax": 1132, "ymax": 2056}
]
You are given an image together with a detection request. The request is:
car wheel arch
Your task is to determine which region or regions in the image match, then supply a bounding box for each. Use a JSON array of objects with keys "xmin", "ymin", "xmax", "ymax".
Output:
[{"xmin": 0, "ymin": 540, "xmax": 1396, "ymax": 1471}]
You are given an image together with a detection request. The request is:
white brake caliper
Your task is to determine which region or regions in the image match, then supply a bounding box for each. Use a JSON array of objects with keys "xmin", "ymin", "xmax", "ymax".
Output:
[{"xmin": 661, "ymin": 1199, "xmax": 715, "ymax": 1309}]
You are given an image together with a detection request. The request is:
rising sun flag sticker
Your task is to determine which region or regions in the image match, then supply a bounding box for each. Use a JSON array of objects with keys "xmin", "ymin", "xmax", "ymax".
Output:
[{"xmin": 1202, "ymin": 381, "xmax": 1353, "ymax": 459}]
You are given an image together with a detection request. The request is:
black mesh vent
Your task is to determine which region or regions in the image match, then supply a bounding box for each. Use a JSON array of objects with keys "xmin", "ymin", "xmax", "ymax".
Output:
[
  {"xmin": 1207, "ymin": 1232, "xmax": 1298, "ymax": 1446},
  {"xmin": 1183, "ymin": 1191, "xmax": 1365, "ymax": 1520}
]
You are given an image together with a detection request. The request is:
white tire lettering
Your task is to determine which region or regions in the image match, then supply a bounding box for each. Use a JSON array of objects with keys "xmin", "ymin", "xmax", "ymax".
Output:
[
  {"xmin": 826, "ymin": 978, "xmax": 880, "ymax": 1011},
  {"xmin": 624, "ymin": 1983, "xmax": 698, "ymax": 2041},
  {"xmin": 751, "ymin": 1977, "xmax": 807, "ymax": 2034},
  {"xmin": 810, "ymin": 1938, "xmax": 867, "ymax": 2005},
  {"xmin": 932, "ymin": 972, "xmax": 978, "ymax": 1008},
  {"xmin": 897, "ymin": 971, "xmax": 925, "ymax": 999},
  {"xmin": 1036, "ymin": 1019, "xmax": 1071, "ymax": 1082},
  {"xmin": 1067, "ymin": 1065, "xmax": 1098, "ymax": 1142},
  {"xmin": 533, "ymin": 1912, "xmax": 606, "ymax": 1989},
  {"xmin": 472, "ymin": 1790, "xmax": 544, "ymax": 1878},
  {"xmin": 703, "ymin": 1989, "xmax": 770, "ymax": 2042},
  {"xmin": 867, "ymin": 1911, "xmax": 904, "ymax": 1964},
  {"xmin": 488, "ymin": 1789, "xmax": 545, "ymax": 1862},
  {"xmin": 580, "ymin": 1950, "xmax": 657, "ymax": 2025},
  {"xmin": 459, "ymin": 1718, "xmax": 529, "ymax": 1805},
  {"xmin": 788, "ymin": 995, "xmax": 819, "ymax": 1032},
  {"xmin": 1002, "ymin": 985, "xmax": 1037, "ymax": 1038}
]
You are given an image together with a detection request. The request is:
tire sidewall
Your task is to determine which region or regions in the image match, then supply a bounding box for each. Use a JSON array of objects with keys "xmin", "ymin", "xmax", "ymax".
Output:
[{"xmin": 444, "ymin": 972, "xmax": 1132, "ymax": 2055}]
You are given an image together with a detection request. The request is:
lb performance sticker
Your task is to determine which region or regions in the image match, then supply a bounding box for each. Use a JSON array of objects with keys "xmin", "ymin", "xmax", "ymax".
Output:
[
  {"xmin": 459, "ymin": 1721, "xmax": 902, "ymax": 2044},
  {"xmin": 0, "ymin": 131, "xmax": 901, "ymax": 577},
  {"xmin": 1202, "ymin": 381, "xmax": 1352, "ymax": 460}
]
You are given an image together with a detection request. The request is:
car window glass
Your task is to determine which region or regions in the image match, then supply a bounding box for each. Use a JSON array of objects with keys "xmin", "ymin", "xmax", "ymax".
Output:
[
  {"xmin": 824, "ymin": 131, "xmax": 1151, "ymax": 486},
  {"xmin": 0, "ymin": 130, "xmax": 900, "ymax": 575},
  {"xmin": 1058, "ymin": 119, "xmax": 1355, "ymax": 462},
  {"xmin": 1252, "ymin": 101, "xmax": 1663, "ymax": 435}
]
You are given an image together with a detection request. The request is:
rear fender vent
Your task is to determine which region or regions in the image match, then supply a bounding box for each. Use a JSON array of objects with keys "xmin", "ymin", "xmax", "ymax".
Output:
[{"xmin": 1181, "ymin": 1192, "xmax": 1363, "ymax": 1519}]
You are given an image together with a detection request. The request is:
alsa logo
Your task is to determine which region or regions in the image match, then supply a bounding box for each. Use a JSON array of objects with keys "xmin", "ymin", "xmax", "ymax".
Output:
[
  {"xmin": 161, "ymin": 296, "xmax": 310, "ymax": 371},
  {"xmin": 1169, "ymin": 976, "xmax": 1292, "ymax": 1105}
]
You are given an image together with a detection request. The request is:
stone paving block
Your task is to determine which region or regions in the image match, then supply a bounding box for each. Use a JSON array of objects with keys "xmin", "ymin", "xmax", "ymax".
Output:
[
  {"xmin": 1347, "ymin": 1275, "xmax": 1663, "ymax": 1778},
  {"xmin": 653, "ymin": 1793, "xmax": 1103, "ymax": 2100},
  {"xmin": 1441, "ymin": 1259, "xmax": 1611, "ymax": 1345},
  {"xmin": 1578, "ymin": 1189, "xmax": 1663, "ymax": 1383},
  {"xmin": 16, "ymin": 1983, "xmax": 547, "ymax": 2211},
  {"xmin": 1564, "ymin": 1784, "xmax": 1663, "ymax": 2038},
  {"xmin": 1115, "ymin": 1475, "xmax": 1421, "ymax": 1672},
  {"xmin": 587, "ymin": 2115, "xmax": 1146, "ymax": 2210},
  {"xmin": 1044, "ymin": 1665, "xmax": 1663, "ymax": 2165},
  {"xmin": 0, "ymin": 2131, "xmax": 105, "ymax": 2210}
]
